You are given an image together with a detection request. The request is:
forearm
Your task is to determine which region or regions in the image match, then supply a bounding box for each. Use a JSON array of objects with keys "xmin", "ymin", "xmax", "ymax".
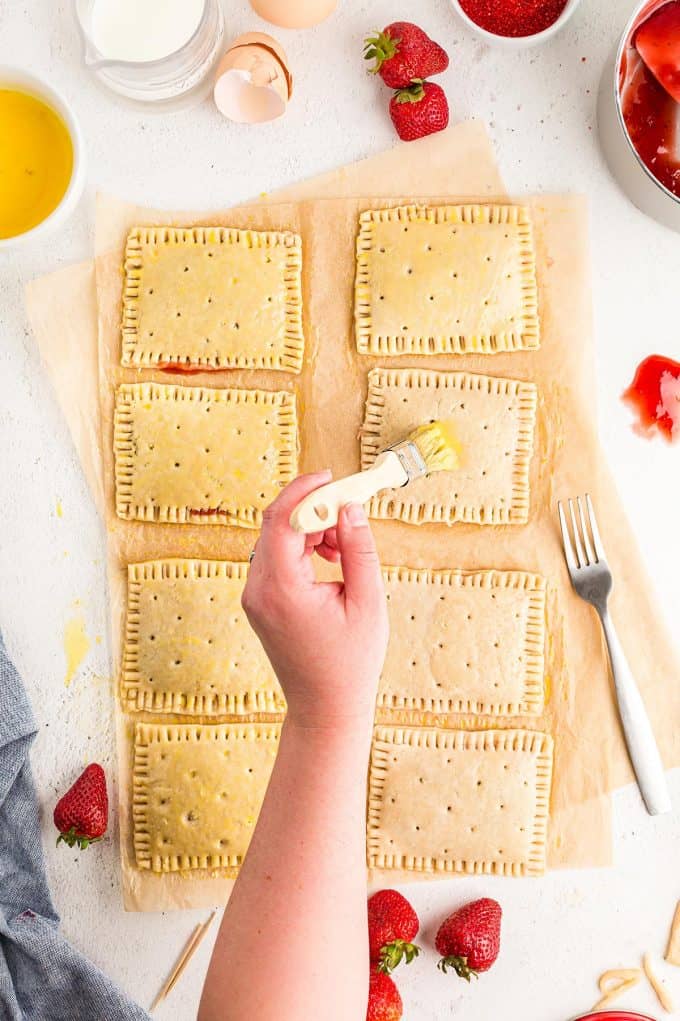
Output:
[{"xmin": 198, "ymin": 713, "xmax": 373, "ymax": 1021}]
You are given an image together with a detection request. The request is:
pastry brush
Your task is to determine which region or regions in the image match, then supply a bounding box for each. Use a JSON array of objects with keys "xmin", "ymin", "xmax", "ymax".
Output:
[{"xmin": 289, "ymin": 420, "xmax": 461, "ymax": 534}]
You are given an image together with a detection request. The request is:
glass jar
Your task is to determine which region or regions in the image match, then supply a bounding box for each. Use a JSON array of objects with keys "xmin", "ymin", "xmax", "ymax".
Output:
[{"xmin": 74, "ymin": 0, "xmax": 225, "ymax": 108}]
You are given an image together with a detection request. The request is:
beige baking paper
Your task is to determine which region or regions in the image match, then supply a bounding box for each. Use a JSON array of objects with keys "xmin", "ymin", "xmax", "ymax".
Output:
[
  {"xmin": 103, "ymin": 190, "xmax": 623, "ymax": 910},
  {"xmin": 24, "ymin": 121, "xmax": 678, "ymax": 911}
]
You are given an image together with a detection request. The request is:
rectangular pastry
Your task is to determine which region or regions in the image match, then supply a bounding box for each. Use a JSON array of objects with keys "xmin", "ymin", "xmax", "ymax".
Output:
[
  {"xmin": 367, "ymin": 727, "xmax": 553, "ymax": 877},
  {"xmin": 122, "ymin": 226, "xmax": 304, "ymax": 371},
  {"xmin": 379, "ymin": 567, "xmax": 546, "ymax": 716},
  {"xmin": 361, "ymin": 367, "xmax": 537, "ymax": 525},
  {"xmin": 122, "ymin": 559, "xmax": 284, "ymax": 715},
  {"xmin": 355, "ymin": 204, "xmax": 538, "ymax": 356},
  {"xmin": 133, "ymin": 722, "xmax": 280, "ymax": 873},
  {"xmin": 113, "ymin": 382, "xmax": 297, "ymax": 527}
]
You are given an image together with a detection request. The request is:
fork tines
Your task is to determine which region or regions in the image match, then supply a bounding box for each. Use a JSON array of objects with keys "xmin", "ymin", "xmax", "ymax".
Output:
[{"xmin": 557, "ymin": 494, "xmax": 605, "ymax": 570}]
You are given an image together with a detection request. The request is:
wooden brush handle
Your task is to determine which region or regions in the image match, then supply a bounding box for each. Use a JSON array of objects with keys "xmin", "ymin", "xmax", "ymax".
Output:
[{"xmin": 289, "ymin": 452, "xmax": 407, "ymax": 533}]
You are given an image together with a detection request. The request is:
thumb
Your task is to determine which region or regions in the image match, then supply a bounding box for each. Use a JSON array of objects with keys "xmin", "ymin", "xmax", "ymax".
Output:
[{"xmin": 336, "ymin": 503, "xmax": 383, "ymax": 609}]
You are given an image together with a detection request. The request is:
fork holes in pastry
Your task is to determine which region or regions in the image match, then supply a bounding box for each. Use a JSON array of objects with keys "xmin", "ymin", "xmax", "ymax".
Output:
[
  {"xmin": 149, "ymin": 634, "xmax": 155, "ymax": 641},
  {"xmin": 379, "ymin": 246, "xmax": 385, "ymax": 253},
  {"xmin": 174, "ymin": 462, "xmax": 180, "ymax": 468},
  {"xmin": 447, "ymin": 805, "xmax": 452, "ymax": 812},
  {"xmin": 147, "ymin": 288, "xmax": 154, "ymax": 295},
  {"xmin": 177, "ymin": 615, "xmax": 182, "ymax": 622},
  {"xmin": 429, "ymin": 295, "xmax": 434, "ymax": 301},
  {"xmin": 233, "ymin": 322, "xmax": 240, "ymax": 329},
  {"xmin": 407, "ymin": 267, "xmax": 413, "ymax": 275}
]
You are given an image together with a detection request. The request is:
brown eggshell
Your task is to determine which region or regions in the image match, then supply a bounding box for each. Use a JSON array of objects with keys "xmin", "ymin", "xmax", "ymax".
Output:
[
  {"xmin": 214, "ymin": 35, "xmax": 292, "ymax": 123},
  {"xmin": 223, "ymin": 32, "xmax": 292, "ymax": 96}
]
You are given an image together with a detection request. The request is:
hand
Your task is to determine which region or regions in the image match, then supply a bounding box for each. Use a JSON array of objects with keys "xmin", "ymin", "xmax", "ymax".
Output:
[{"xmin": 242, "ymin": 472, "xmax": 389, "ymax": 729}]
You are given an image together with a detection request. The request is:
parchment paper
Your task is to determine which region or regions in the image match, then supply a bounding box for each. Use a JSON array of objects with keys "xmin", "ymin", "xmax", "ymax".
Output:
[{"xmin": 25, "ymin": 121, "xmax": 678, "ymax": 912}]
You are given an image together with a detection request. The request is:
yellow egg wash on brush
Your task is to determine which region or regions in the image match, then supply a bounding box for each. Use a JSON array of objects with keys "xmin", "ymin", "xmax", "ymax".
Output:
[
  {"xmin": 408, "ymin": 420, "xmax": 462, "ymax": 473},
  {"xmin": 0, "ymin": 89, "xmax": 73, "ymax": 239}
]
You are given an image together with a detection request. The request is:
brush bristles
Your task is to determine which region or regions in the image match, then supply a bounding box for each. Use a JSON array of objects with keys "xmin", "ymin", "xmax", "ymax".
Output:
[{"xmin": 407, "ymin": 420, "xmax": 461, "ymax": 473}]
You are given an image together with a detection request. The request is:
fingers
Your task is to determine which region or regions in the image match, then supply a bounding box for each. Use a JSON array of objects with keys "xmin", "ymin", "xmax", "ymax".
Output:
[
  {"xmin": 315, "ymin": 541, "xmax": 341, "ymax": 563},
  {"xmin": 256, "ymin": 471, "xmax": 332, "ymax": 576},
  {"xmin": 335, "ymin": 503, "xmax": 384, "ymax": 610}
]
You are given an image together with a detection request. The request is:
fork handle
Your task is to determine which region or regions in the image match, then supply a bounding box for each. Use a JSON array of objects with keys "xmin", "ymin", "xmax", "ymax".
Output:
[{"xmin": 599, "ymin": 609, "xmax": 671, "ymax": 816}]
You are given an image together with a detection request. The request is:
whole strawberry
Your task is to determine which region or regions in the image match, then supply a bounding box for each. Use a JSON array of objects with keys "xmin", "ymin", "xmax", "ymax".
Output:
[
  {"xmin": 54, "ymin": 763, "xmax": 108, "ymax": 850},
  {"xmin": 435, "ymin": 898, "xmax": 502, "ymax": 980},
  {"xmin": 367, "ymin": 965, "xmax": 403, "ymax": 1021},
  {"xmin": 368, "ymin": 889, "xmax": 421, "ymax": 974},
  {"xmin": 389, "ymin": 80, "xmax": 449, "ymax": 142},
  {"xmin": 364, "ymin": 22, "xmax": 449, "ymax": 89}
]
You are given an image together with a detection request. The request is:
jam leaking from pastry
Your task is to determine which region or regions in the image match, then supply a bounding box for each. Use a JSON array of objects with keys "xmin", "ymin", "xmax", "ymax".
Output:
[{"xmin": 622, "ymin": 354, "xmax": 680, "ymax": 441}]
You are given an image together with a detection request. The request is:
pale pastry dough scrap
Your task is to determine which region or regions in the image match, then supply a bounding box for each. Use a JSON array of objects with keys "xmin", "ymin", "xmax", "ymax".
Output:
[
  {"xmin": 379, "ymin": 568, "xmax": 546, "ymax": 716},
  {"xmin": 122, "ymin": 226, "xmax": 304, "ymax": 371},
  {"xmin": 133, "ymin": 723, "xmax": 280, "ymax": 873},
  {"xmin": 665, "ymin": 901, "xmax": 680, "ymax": 966},
  {"xmin": 355, "ymin": 204, "xmax": 539, "ymax": 356},
  {"xmin": 643, "ymin": 953, "xmax": 674, "ymax": 1013},
  {"xmin": 592, "ymin": 970, "xmax": 642, "ymax": 1012},
  {"xmin": 113, "ymin": 382, "xmax": 297, "ymax": 527},
  {"xmin": 367, "ymin": 727, "xmax": 553, "ymax": 877},
  {"xmin": 362, "ymin": 368, "xmax": 537, "ymax": 525},
  {"xmin": 122, "ymin": 559, "xmax": 285, "ymax": 715}
]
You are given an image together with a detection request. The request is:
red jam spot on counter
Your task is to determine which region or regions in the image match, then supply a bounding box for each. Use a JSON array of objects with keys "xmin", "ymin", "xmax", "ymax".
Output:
[
  {"xmin": 622, "ymin": 354, "xmax": 680, "ymax": 441},
  {"xmin": 620, "ymin": 0, "xmax": 680, "ymax": 196},
  {"xmin": 457, "ymin": 0, "xmax": 568, "ymax": 37}
]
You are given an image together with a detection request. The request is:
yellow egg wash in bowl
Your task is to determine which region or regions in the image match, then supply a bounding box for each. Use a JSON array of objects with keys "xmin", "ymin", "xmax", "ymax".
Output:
[{"xmin": 0, "ymin": 88, "xmax": 74, "ymax": 240}]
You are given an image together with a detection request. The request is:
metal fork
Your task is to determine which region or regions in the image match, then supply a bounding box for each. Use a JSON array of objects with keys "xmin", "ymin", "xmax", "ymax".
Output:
[{"xmin": 558, "ymin": 494, "xmax": 671, "ymax": 816}]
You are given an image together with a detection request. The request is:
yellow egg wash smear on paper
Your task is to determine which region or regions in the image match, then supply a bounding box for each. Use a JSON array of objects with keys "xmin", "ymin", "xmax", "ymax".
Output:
[
  {"xmin": 63, "ymin": 616, "xmax": 90, "ymax": 686},
  {"xmin": 0, "ymin": 89, "xmax": 73, "ymax": 239}
]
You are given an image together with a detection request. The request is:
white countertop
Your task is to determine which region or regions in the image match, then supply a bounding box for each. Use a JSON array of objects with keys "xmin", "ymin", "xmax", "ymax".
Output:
[{"xmin": 1, "ymin": 1, "xmax": 680, "ymax": 1019}]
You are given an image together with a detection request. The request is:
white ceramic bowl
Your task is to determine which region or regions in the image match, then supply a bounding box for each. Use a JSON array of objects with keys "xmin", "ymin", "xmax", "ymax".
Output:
[
  {"xmin": 449, "ymin": 0, "xmax": 583, "ymax": 48},
  {"xmin": 0, "ymin": 66, "xmax": 86, "ymax": 250}
]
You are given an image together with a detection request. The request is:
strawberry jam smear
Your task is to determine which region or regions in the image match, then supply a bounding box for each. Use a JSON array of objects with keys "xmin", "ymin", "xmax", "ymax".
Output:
[
  {"xmin": 623, "ymin": 354, "xmax": 680, "ymax": 441},
  {"xmin": 158, "ymin": 362, "xmax": 214, "ymax": 375},
  {"xmin": 620, "ymin": 0, "xmax": 680, "ymax": 196},
  {"xmin": 457, "ymin": 0, "xmax": 568, "ymax": 37}
]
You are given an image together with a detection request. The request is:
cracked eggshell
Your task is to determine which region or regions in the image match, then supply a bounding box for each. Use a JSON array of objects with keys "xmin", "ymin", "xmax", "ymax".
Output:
[{"xmin": 214, "ymin": 33, "xmax": 292, "ymax": 124}]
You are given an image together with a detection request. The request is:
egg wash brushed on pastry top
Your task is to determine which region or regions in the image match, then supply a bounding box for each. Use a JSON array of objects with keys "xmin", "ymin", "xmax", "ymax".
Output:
[{"xmin": 290, "ymin": 419, "xmax": 461, "ymax": 533}]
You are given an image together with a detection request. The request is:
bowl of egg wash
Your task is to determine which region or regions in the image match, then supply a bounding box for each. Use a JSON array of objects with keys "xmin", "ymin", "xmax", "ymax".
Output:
[{"xmin": 0, "ymin": 67, "xmax": 85, "ymax": 249}]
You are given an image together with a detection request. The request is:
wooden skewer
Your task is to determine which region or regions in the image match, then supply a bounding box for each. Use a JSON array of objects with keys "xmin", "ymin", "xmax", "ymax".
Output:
[{"xmin": 150, "ymin": 910, "xmax": 218, "ymax": 1013}]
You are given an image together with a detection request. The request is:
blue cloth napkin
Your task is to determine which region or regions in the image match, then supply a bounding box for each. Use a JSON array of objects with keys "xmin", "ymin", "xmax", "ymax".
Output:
[{"xmin": 0, "ymin": 631, "xmax": 148, "ymax": 1020}]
